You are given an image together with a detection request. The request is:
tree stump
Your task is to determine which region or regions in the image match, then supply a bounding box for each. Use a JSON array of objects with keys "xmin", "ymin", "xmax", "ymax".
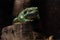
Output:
[{"xmin": 1, "ymin": 22, "xmax": 53, "ymax": 40}]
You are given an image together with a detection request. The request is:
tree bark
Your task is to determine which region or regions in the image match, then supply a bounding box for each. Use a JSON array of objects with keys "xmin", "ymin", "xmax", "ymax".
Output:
[
  {"xmin": 13, "ymin": 0, "xmax": 31, "ymax": 16},
  {"xmin": 1, "ymin": 22, "xmax": 53, "ymax": 40}
]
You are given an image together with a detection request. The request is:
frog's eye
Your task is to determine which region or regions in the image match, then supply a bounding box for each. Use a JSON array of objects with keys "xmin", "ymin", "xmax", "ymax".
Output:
[{"xmin": 24, "ymin": 11, "xmax": 27, "ymax": 14}]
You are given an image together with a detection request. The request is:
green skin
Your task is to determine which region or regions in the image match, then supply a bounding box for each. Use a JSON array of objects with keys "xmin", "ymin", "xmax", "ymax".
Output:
[{"xmin": 13, "ymin": 7, "xmax": 40, "ymax": 23}]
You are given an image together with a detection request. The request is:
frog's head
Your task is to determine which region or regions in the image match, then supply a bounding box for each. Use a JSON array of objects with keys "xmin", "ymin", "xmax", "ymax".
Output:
[
  {"xmin": 24, "ymin": 7, "xmax": 40, "ymax": 21},
  {"xmin": 13, "ymin": 7, "xmax": 40, "ymax": 23}
]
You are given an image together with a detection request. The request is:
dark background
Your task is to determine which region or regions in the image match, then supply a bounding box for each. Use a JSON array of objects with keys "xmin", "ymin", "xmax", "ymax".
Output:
[
  {"xmin": 0, "ymin": 0, "xmax": 14, "ymax": 27},
  {"xmin": 0, "ymin": 0, "xmax": 60, "ymax": 39},
  {"xmin": 30, "ymin": 0, "xmax": 60, "ymax": 36},
  {"xmin": 0, "ymin": 0, "xmax": 14, "ymax": 37}
]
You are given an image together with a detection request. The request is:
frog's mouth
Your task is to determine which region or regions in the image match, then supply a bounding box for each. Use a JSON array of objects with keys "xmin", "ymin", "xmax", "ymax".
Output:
[
  {"xmin": 29, "ymin": 10, "xmax": 38, "ymax": 14},
  {"xmin": 25, "ymin": 11, "xmax": 39, "ymax": 20}
]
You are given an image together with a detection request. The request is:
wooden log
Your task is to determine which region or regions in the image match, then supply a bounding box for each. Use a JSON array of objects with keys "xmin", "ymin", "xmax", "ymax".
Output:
[{"xmin": 1, "ymin": 22, "xmax": 53, "ymax": 40}]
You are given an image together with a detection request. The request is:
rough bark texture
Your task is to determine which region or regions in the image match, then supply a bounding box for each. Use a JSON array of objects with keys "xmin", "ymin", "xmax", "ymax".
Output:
[{"xmin": 1, "ymin": 22, "xmax": 53, "ymax": 40}]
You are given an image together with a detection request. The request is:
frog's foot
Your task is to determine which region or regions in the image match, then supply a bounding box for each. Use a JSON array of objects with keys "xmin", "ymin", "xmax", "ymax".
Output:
[{"xmin": 13, "ymin": 18, "xmax": 20, "ymax": 23}]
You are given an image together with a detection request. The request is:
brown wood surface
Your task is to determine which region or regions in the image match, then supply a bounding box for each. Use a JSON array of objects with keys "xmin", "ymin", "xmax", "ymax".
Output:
[{"xmin": 1, "ymin": 22, "xmax": 53, "ymax": 40}]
